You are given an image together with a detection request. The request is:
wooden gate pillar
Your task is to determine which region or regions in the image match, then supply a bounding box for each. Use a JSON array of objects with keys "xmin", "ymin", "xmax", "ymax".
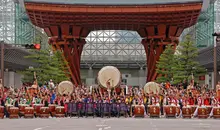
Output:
[{"xmin": 46, "ymin": 25, "xmax": 90, "ymax": 86}]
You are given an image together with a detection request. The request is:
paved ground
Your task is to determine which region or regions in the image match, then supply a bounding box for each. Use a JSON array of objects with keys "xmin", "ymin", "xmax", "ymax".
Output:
[{"xmin": 0, "ymin": 118, "xmax": 219, "ymax": 130}]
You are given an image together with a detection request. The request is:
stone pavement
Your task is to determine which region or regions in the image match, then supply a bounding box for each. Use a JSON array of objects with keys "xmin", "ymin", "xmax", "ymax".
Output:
[{"xmin": 0, "ymin": 118, "xmax": 219, "ymax": 130}]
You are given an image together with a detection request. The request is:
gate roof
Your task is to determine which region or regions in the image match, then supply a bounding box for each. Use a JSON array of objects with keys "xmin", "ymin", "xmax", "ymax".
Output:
[{"xmin": 24, "ymin": 0, "xmax": 203, "ymax": 5}]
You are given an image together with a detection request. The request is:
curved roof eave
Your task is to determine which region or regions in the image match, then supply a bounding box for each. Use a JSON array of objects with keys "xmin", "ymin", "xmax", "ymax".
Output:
[{"xmin": 24, "ymin": 0, "xmax": 203, "ymax": 5}]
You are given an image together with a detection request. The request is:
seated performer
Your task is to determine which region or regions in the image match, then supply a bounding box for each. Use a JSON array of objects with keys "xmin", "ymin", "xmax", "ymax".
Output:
[
  {"xmin": 193, "ymin": 94, "xmax": 205, "ymax": 117},
  {"xmin": 151, "ymin": 94, "xmax": 160, "ymax": 106},
  {"xmin": 209, "ymin": 94, "xmax": 219, "ymax": 118}
]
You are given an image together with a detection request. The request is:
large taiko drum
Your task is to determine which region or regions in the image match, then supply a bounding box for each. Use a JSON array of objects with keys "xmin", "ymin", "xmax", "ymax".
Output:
[
  {"xmin": 40, "ymin": 107, "xmax": 50, "ymax": 118},
  {"xmin": 213, "ymin": 107, "xmax": 220, "ymax": 118},
  {"xmin": 0, "ymin": 106, "xmax": 4, "ymax": 119},
  {"xmin": 165, "ymin": 105, "xmax": 177, "ymax": 117},
  {"xmin": 97, "ymin": 66, "xmax": 121, "ymax": 89},
  {"xmin": 182, "ymin": 106, "xmax": 192, "ymax": 118},
  {"xmin": 55, "ymin": 106, "xmax": 65, "ymax": 118},
  {"xmin": 144, "ymin": 82, "xmax": 160, "ymax": 94},
  {"xmin": 9, "ymin": 107, "xmax": 19, "ymax": 119},
  {"xmin": 24, "ymin": 107, "xmax": 34, "ymax": 118},
  {"xmin": 57, "ymin": 81, "xmax": 74, "ymax": 95},
  {"xmin": 148, "ymin": 105, "xmax": 160, "ymax": 117},
  {"xmin": 198, "ymin": 106, "xmax": 208, "ymax": 119},
  {"xmin": 134, "ymin": 105, "xmax": 144, "ymax": 117}
]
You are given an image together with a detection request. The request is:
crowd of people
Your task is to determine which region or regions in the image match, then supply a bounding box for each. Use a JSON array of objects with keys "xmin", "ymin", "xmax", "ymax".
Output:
[{"xmin": 0, "ymin": 79, "xmax": 220, "ymax": 118}]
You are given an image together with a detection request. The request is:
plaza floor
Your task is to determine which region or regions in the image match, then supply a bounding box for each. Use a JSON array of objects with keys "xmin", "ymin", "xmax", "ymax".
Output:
[{"xmin": 0, "ymin": 118, "xmax": 219, "ymax": 130}]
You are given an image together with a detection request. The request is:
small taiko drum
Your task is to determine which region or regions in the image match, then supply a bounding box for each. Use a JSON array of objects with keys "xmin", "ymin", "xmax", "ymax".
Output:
[
  {"xmin": 134, "ymin": 105, "xmax": 144, "ymax": 117},
  {"xmin": 9, "ymin": 107, "xmax": 19, "ymax": 119},
  {"xmin": 182, "ymin": 106, "xmax": 192, "ymax": 118},
  {"xmin": 198, "ymin": 106, "xmax": 208, "ymax": 119},
  {"xmin": 40, "ymin": 107, "xmax": 49, "ymax": 118},
  {"xmin": 206, "ymin": 106, "xmax": 212, "ymax": 115},
  {"xmin": 55, "ymin": 106, "xmax": 65, "ymax": 118},
  {"xmin": 0, "ymin": 106, "xmax": 4, "ymax": 119},
  {"xmin": 149, "ymin": 105, "xmax": 160, "ymax": 117},
  {"xmin": 24, "ymin": 107, "xmax": 34, "ymax": 118},
  {"xmin": 19, "ymin": 104, "xmax": 29, "ymax": 115},
  {"xmin": 213, "ymin": 107, "xmax": 220, "ymax": 119},
  {"xmin": 49, "ymin": 104, "xmax": 56, "ymax": 116},
  {"xmin": 165, "ymin": 105, "xmax": 176, "ymax": 117},
  {"xmin": 33, "ymin": 104, "xmax": 43, "ymax": 116},
  {"xmin": 191, "ymin": 105, "xmax": 197, "ymax": 114}
]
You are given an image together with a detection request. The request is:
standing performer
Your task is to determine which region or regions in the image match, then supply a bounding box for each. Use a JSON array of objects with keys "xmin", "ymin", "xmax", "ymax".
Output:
[{"xmin": 187, "ymin": 80, "xmax": 194, "ymax": 94}]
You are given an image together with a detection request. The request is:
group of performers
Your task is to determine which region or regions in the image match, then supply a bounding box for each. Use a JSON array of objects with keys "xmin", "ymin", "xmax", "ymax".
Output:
[{"xmin": 0, "ymin": 79, "xmax": 220, "ymax": 118}]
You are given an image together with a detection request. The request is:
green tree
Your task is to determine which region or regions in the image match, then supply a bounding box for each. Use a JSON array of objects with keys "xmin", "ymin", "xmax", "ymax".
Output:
[
  {"xmin": 20, "ymin": 49, "xmax": 69, "ymax": 84},
  {"xmin": 173, "ymin": 35, "xmax": 206, "ymax": 84},
  {"xmin": 156, "ymin": 44, "xmax": 176, "ymax": 83}
]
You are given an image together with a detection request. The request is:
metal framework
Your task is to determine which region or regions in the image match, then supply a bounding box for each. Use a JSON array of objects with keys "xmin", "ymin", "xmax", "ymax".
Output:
[
  {"xmin": 0, "ymin": 0, "xmax": 15, "ymax": 44},
  {"xmin": 81, "ymin": 30, "xmax": 146, "ymax": 69},
  {"xmin": 0, "ymin": 0, "xmax": 48, "ymax": 49},
  {"xmin": 181, "ymin": 1, "xmax": 216, "ymax": 47},
  {"xmin": 15, "ymin": 1, "xmax": 48, "ymax": 49},
  {"xmin": 215, "ymin": 0, "xmax": 220, "ymax": 32}
]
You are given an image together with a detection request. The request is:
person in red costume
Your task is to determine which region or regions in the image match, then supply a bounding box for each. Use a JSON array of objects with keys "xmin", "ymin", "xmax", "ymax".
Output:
[
  {"xmin": 204, "ymin": 94, "xmax": 210, "ymax": 106},
  {"xmin": 188, "ymin": 94, "xmax": 194, "ymax": 105}
]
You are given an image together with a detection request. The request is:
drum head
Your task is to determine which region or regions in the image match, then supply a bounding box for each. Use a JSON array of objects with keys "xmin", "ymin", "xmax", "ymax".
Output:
[
  {"xmin": 144, "ymin": 82, "xmax": 160, "ymax": 94},
  {"xmin": 97, "ymin": 66, "xmax": 121, "ymax": 88},
  {"xmin": 57, "ymin": 81, "xmax": 74, "ymax": 95}
]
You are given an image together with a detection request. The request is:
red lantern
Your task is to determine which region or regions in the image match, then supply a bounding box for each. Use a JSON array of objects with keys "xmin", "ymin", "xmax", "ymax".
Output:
[
  {"xmin": 199, "ymin": 76, "xmax": 205, "ymax": 81},
  {"xmin": 34, "ymin": 44, "xmax": 41, "ymax": 50}
]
